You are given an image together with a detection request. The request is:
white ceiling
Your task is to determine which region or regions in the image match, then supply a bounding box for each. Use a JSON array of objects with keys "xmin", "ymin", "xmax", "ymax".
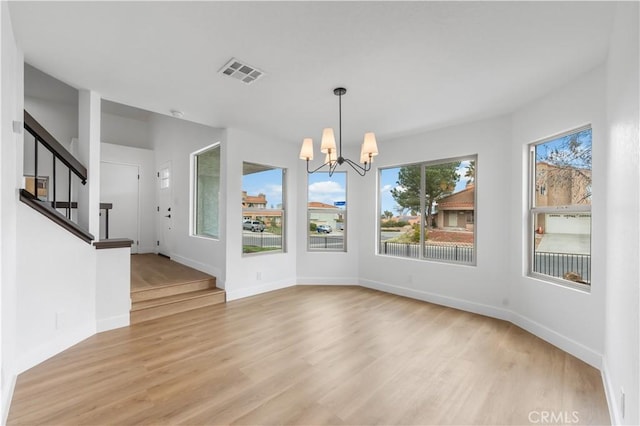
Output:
[{"xmin": 9, "ymin": 1, "xmax": 615, "ymax": 147}]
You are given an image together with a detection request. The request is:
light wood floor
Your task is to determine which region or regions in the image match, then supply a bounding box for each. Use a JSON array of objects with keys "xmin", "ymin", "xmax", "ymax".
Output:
[
  {"xmin": 8, "ymin": 286, "xmax": 609, "ymax": 425},
  {"xmin": 131, "ymin": 253, "xmax": 216, "ymax": 291}
]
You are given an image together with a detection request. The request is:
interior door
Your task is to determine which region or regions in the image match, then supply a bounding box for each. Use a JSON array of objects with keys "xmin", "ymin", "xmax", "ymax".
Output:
[
  {"xmin": 157, "ymin": 162, "xmax": 172, "ymax": 257},
  {"xmin": 100, "ymin": 161, "xmax": 140, "ymax": 253}
]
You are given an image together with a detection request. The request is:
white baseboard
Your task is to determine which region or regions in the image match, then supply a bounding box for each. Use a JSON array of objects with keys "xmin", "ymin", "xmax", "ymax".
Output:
[
  {"xmin": 601, "ymin": 359, "xmax": 620, "ymax": 426},
  {"xmin": 96, "ymin": 314, "xmax": 130, "ymax": 333},
  {"xmin": 170, "ymin": 254, "xmax": 222, "ymax": 284},
  {"xmin": 359, "ymin": 278, "xmax": 511, "ymax": 321},
  {"xmin": 2, "ymin": 372, "xmax": 17, "ymax": 425},
  {"xmin": 509, "ymin": 313, "xmax": 602, "ymax": 369},
  {"xmin": 359, "ymin": 278, "xmax": 603, "ymax": 370},
  {"xmin": 226, "ymin": 278, "xmax": 296, "ymax": 301},
  {"xmin": 297, "ymin": 276, "xmax": 359, "ymax": 286},
  {"xmin": 17, "ymin": 323, "xmax": 96, "ymax": 374}
]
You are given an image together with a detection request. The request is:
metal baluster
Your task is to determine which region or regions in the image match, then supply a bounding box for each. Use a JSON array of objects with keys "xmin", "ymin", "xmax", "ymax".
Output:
[
  {"xmin": 105, "ymin": 208, "xmax": 109, "ymax": 239},
  {"xmin": 34, "ymin": 138, "xmax": 38, "ymax": 198},
  {"xmin": 67, "ymin": 168, "xmax": 72, "ymax": 219},
  {"xmin": 52, "ymin": 157, "xmax": 57, "ymax": 209}
]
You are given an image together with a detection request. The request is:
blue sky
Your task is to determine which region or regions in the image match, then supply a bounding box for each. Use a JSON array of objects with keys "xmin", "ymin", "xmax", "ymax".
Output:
[
  {"xmin": 243, "ymin": 161, "xmax": 476, "ymax": 214},
  {"xmin": 242, "ymin": 168, "xmax": 283, "ymax": 208},
  {"xmin": 535, "ymin": 128, "xmax": 592, "ymax": 168},
  {"xmin": 307, "ymin": 172, "xmax": 346, "ymax": 208},
  {"xmin": 243, "ymin": 169, "xmax": 348, "ymax": 209}
]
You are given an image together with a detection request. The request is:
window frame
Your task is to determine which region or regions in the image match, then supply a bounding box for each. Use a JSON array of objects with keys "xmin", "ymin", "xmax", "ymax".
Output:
[
  {"xmin": 527, "ymin": 125, "xmax": 592, "ymax": 291},
  {"xmin": 190, "ymin": 142, "xmax": 221, "ymax": 240},
  {"xmin": 241, "ymin": 162, "xmax": 287, "ymax": 256},
  {"xmin": 378, "ymin": 155, "xmax": 477, "ymax": 266},
  {"xmin": 306, "ymin": 171, "xmax": 348, "ymax": 252}
]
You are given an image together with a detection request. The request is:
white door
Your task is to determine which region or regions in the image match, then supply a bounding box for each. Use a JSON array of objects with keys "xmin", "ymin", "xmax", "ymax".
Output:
[
  {"xmin": 157, "ymin": 162, "xmax": 172, "ymax": 257},
  {"xmin": 100, "ymin": 161, "xmax": 140, "ymax": 253},
  {"xmin": 448, "ymin": 211, "xmax": 458, "ymax": 227}
]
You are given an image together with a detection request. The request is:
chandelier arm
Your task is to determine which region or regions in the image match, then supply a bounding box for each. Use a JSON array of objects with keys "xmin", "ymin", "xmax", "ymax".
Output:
[
  {"xmin": 342, "ymin": 158, "xmax": 369, "ymax": 177},
  {"xmin": 306, "ymin": 159, "xmax": 333, "ymax": 174}
]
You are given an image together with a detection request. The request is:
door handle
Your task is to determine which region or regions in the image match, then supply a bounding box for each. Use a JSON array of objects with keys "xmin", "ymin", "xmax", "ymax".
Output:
[{"xmin": 165, "ymin": 214, "xmax": 171, "ymax": 218}]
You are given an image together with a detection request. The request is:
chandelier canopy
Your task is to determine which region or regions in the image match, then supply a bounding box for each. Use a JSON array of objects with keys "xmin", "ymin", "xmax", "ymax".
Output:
[{"xmin": 299, "ymin": 87, "xmax": 379, "ymax": 176}]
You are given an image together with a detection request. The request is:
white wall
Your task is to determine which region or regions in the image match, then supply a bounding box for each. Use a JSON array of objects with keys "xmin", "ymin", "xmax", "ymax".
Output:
[
  {"xmin": 101, "ymin": 111, "xmax": 152, "ymax": 150},
  {"xmin": 1, "ymin": 2, "xmax": 23, "ymax": 421},
  {"xmin": 24, "ymin": 96, "xmax": 77, "ymax": 149},
  {"xmin": 225, "ymin": 128, "xmax": 298, "ymax": 300},
  {"xmin": 356, "ymin": 116, "xmax": 512, "ymax": 319},
  {"xmin": 101, "ymin": 142, "xmax": 156, "ymax": 253},
  {"xmin": 15, "ymin": 203, "xmax": 96, "ymax": 374},
  {"xmin": 96, "ymin": 247, "xmax": 130, "ymax": 332},
  {"xmin": 510, "ymin": 66, "xmax": 606, "ymax": 368},
  {"xmin": 150, "ymin": 114, "xmax": 227, "ymax": 283},
  {"xmin": 296, "ymin": 157, "xmax": 360, "ymax": 286},
  {"xmin": 603, "ymin": 3, "xmax": 639, "ymax": 424}
]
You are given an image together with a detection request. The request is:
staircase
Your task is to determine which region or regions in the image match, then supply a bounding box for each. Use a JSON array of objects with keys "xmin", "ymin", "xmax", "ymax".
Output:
[{"xmin": 130, "ymin": 257, "xmax": 225, "ymax": 324}]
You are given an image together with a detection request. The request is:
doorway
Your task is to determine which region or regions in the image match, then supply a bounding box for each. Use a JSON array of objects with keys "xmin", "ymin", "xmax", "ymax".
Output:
[{"xmin": 100, "ymin": 161, "xmax": 140, "ymax": 253}]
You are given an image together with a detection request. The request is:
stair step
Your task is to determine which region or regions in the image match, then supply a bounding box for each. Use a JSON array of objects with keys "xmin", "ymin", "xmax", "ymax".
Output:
[
  {"xmin": 131, "ymin": 278, "xmax": 216, "ymax": 302},
  {"xmin": 130, "ymin": 288, "xmax": 225, "ymax": 324}
]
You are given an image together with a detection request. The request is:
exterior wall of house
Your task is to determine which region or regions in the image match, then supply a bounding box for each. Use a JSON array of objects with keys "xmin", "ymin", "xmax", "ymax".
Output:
[
  {"xmin": 510, "ymin": 65, "xmax": 606, "ymax": 368},
  {"xmin": 603, "ymin": 3, "xmax": 640, "ymax": 424}
]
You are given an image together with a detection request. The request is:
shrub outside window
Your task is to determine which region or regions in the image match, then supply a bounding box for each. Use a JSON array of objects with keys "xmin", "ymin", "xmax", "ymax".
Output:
[
  {"xmin": 192, "ymin": 144, "xmax": 220, "ymax": 239},
  {"xmin": 529, "ymin": 126, "xmax": 592, "ymax": 288},
  {"xmin": 379, "ymin": 156, "xmax": 476, "ymax": 265},
  {"xmin": 242, "ymin": 162, "xmax": 285, "ymax": 255},
  {"xmin": 307, "ymin": 172, "xmax": 346, "ymax": 251}
]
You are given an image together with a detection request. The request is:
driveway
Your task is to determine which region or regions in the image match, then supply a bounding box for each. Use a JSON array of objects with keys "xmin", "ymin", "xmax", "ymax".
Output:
[{"xmin": 537, "ymin": 233, "xmax": 590, "ymax": 255}]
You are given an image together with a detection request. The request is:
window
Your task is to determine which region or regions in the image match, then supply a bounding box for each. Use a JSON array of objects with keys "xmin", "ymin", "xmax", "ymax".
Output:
[
  {"xmin": 307, "ymin": 172, "xmax": 346, "ymax": 251},
  {"xmin": 192, "ymin": 144, "xmax": 220, "ymax": 239},
  {"xmin": 379, "ymin": 156, "xmax": 476, "ymax": 265},
  {"xmin": 242, "ymin": 162, "xmax": 285, "ymax": 255},
  {"xmin": 529, "ymin": 126, "xmax": 592, "ymax": 288}
]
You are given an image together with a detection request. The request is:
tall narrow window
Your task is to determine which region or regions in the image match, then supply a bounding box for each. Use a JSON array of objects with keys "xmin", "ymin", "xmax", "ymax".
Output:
[
  {"xmin": 307, "ymin": 172, "xmax": 346, "ymax": 251},
  {"xmin": 530, "ymin": 126, "xmax": 592, "ymax": 288},
  {"xmin": 193, "ymin": 144, "xmax": 220, "ymax": 239},
  {"xmin": 379, "ymin": 156, "xmax": 476, "ymax": 265},
  {"xmin": 242, "ymin": 162, "xmax": 286, "ymax": 255}
]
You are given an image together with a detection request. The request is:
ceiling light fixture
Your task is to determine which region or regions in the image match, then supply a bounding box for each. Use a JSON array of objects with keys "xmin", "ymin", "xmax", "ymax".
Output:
[{"xmin": 299, "ymin": 87, "xmax": 378, "ymax": 177}]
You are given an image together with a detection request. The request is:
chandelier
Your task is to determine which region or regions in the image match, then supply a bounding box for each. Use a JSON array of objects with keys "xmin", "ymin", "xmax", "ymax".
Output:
[{"xmin": 299, "ymin": 87, "xmax": 378, "ymax": 176}]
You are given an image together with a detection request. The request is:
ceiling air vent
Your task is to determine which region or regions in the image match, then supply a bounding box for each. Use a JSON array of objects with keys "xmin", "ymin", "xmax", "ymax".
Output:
[{"xmin": 218, "ymin": 58, "xmax": 265, "ymax": 85}]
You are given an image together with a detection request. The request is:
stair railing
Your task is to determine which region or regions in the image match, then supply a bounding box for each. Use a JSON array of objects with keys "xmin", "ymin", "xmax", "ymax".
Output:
[{"xmin": 21, "ymin": 110, "xmax": 94, "ymax": 243}]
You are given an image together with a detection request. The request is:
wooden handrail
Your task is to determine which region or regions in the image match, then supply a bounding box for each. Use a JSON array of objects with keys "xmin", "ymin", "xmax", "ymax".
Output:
[
  {"xmin": 24, "ymin": 110, "xmax": 87, "ymax": 183},
  {"xmin": 52, "ymin": 201, "xmax": 113, "ymax": 210},
  {"xmin": 19, "ymin": 189, "xmax": 94, "ymax": 244},
  {"xmin": 93, "ymin": 239, "xmax": 134, "ymax": 250}
]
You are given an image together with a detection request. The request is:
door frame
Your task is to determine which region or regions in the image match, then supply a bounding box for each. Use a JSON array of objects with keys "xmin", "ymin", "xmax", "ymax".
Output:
[
  {"xmin": 100, "ymin": 160, "xmax": 141, "ymax": 253},
  {"xmin": 157, "ymin": 161, "xmax": 173, "ymax": 257}
]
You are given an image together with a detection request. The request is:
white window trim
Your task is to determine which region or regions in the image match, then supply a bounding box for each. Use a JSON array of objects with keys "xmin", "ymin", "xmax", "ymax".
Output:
[
  {"xmin": 377, "ymin": 155, "xmax": 477, "ymax": 266},
  {"xmin": 306, "ymin": 171, "xmax": 348, "ymax": 252},
  {"xmin": 527, "ymin": 125, "xmax": 592, "ymax": 291},
  {"xmin": 242, "ymin": 165, "xmax": 287, "ymax": 256},
  {"xmin": 190, "ymin": 142, "xmax": 221, "ymax": 240}
]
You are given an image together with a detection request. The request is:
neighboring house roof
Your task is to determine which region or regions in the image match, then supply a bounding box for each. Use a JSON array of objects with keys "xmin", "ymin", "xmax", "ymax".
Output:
[
  {"xmin": 437, "ymin": 184, "xmax": 474, "ymax": 210},
  {"xmin": 308, "ymin": 201, "xmax": 336, "ymax": 209},
  {"xmin": 242, "ymin": 191, "xmax": 267, "ymax": 206}
]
